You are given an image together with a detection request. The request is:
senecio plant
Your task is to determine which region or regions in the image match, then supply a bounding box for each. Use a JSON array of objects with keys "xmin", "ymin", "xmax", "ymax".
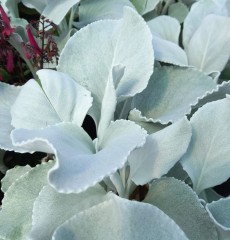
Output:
[{"xmin": 0, "ymin": 0, "xmax": 230, "ymax": 239}]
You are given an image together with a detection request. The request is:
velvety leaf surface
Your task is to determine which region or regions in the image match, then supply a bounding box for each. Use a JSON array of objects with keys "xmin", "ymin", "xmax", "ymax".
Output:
[
  {"xmin": 147, "ymin": 16, "xmax": 188, "ymax": 65},
  {"xmin": 193, "ymin": 80, "xmax": 230, "ymax": 109},
  {"xmin": 128, "ymin": 117, "xmax": 191, "ymax": 185},
  {"xmin": 97, "ymin": 65, "xmax": 120, "ymax": 141},
  {"xmin": 181, "ymin": 97, "xmax": 230, "ymax": 194},
  {"xmin": 131, "ymin": 0, "xmax": 161, "ymax": 15},
  {"xmin": 132, "ymin": 66, "xmax": 216, "ymax": 124},
  {"xmin": 21, "ymin": 0, "xmax": 46, "ymax": 13},
  {"xmin": 58, "ymin": 7, "xmax": 153, "ymax": 125},
  {"xmin": 11, "ymin": 120, "xmax": 147, "ymax": 193},
  {"xmin": 78, "ymin": 0, "xmax": 134, "ymax": 26},
  {"xmin": 42, "ymin": 0, "xmax": 80, "ymax": 25},
  {"xmin": 0, "ymin": 161, "xmax": 54, "ymax": 240},
  {"xmin": 11, "ymin": 69, "xmax": 92, "ymax": 129},
  {"xmin": 52, "ymin": 193, "xmax": 188, "ymax": 240},
  {"xmin": 22, "ymin": 0, "xmax": 81, "ymax": 24},
  {"xmin": 28, "ymin": 185, "xmax": 108, "ymax": 240},
  {"xmin": 1, "ymin": 165, "xmax": 31, "ymax": 193},
  {"xmin": 0, "ymin": 82, "xmax": 22, "ymax": 151},
  {"xmin": 187, "ymin": 14, "xmax": 230, "ymax": 74},
  {"xmin": 152, "ymin": 36, "xmax": 188, "ymax": 66},
  {"xmin": 144, "ymin": 177, "xmax": 218, "ymax": 240},
  {"xmin": 183, "ymin": 0, "xmax": 227, "ymax": 48},
  {"xmin": 148, "ymin": 16, "xmax": 181, "ymax": 44},
  {"xmin": 168, "ymin": 2, "xmax": 189, "ymax": 23},
  {"xmin": 206, "ymin": 197, "xmax": 230, "ymax": 239},
  {"xmin": 128, "ymin": 108, "xmax": 166, "ymax": 134}
]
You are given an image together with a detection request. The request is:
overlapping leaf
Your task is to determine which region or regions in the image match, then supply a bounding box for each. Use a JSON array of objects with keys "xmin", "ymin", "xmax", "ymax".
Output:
[
  {"xmin": 131, "ymin": 0, "xmax": 161, "ymax": 15},
  {"xmin": 206, "ymin": 197, "xmax": 230, "ymax": 239},
  {"xmin": 168, "ymin": 2, "xmax": 189, "ymax": 23},
  {"xmin": 152, "ymin": 36, "xmax": 188, "ymax": 66},
  {"xmin": 181, "ymin": 96, "xmax": 230, "ymax": 194},
  {"xmin": 21, "ymin": 0, "xmax": 81, "ymax": 25},
  {"xmin": 28, "ymin": 185, "xmax": 107, "ymax": 240},
  {"xmin": 144, "ymin": 177, "xmax": 218, "ymax": 240},
  {"xmin": 1, "ymin": 165, "xmax": 31, "ymax": 193},
  {"xmin": 0, "ymin": 82, "xmax": 22, "ymax": 151},
  {"xmin": 132, "ymin": 66, "xmax": 216, "ymax": 124},
  {"xmin": 186, "ymin": 14, "xmax": 230, "ymax": 74},
  {"xmin": 193, "ymin": 80, "xmax": 230, "ymax": 109},
  {"xmin": 11, "ymin": 69, "xmax": 92, "ymax": 129},
  {"xmin": 2, "ymin": 0, "xmax": 20, "ymax": 17},
  {"xmin": 147, "ymin": 16, "xmax": 188, "ymax": 66},
  {"xmin": 128, "ymin": 117, "xmax": 191, "ymax": 185},
  {"xmin": 11, "ymin": 120, "xmax": 147, "ymax": 193},
  {"xmin": 0, "ymin": 161, "xmax": 54, "ymax": 240},
  {"xmin": 77, "ymin": 0, "xmax": 134, "ymax": 26},
  {"xmin": 148, "ymin": 16, "xmax": 181, "ymax": 44},
  {"xmin": 128, "ymin": 109, "xmax": 166, "ymax": 134},
  {"xmin": 52, "ymin": 193, "xmax": 188, "ymax": 240},
  {"xmin": 183, "ymin": 0, "xmax": 227, "ymax": 48},
  {"xmin": 58, "ymin": 7, "xmax": 154, "ymax": 126}
]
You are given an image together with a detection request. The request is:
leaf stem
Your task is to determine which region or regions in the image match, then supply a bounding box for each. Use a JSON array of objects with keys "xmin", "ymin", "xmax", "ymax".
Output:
[{"xmin": 8, "ymin": 34, "xmax": 37, "ymax": 79}]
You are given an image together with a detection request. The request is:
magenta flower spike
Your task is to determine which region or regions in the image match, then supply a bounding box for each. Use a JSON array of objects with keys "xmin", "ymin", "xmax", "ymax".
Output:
[
  {"xmin": 6, "ymin": 49, "xmax": 14, "ymax": 73},
  {"xmin": 0, "ymin": 4, "xmax": 14, "ymax": 37},
  {"xmin": 26, "ymin": 26, "xmax": 42, "ymax": 56}
]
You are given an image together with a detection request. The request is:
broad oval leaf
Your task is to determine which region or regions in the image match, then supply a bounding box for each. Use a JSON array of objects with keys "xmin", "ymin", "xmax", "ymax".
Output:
[
  {"xmin": 187, "ymin": 14, "xmax": 230, "ymax": 74},
  {"xmin": 168, "ymin": 2, "xmax": 189, "ymax": 23},
  {"xmin": 21, "ymin": 0, "xmax": 46, "ymax": 13},
  {"xmin": 147, "ymin": 16, "xmax": 188, "ymax": 66},
  {"xmin": 148, "ymin": 15, "xmax": 181, "ymax": 44},
  {"xmin": 11, "ymin": 69, "xmax": 92, "ymax": 129},
  {"xmin": 1, "ymin": 165, "xmax": 31, "ymax": 193},
  {"xmin": 152, "ymin": 36, "xmax": 188, "ymax": 66},
  {"xmin": 131, "ymin": 0, "xmax": 161, "ymax": 15},
  {"xmin": 52, "ymin": 193, "xmax": 188, "ymax": 240},
  {"xmin": 128, "ymin": 108, "xmax": 166, "ymax": 134},
  {"xmin": 28, "ymin": 185, "xmax": 108, "ymax": 240},
  {"xmin": 78, "ymin": 0, "xmax": 134, "ymax": 26},
  {"xmin": 181, "ymin": 97, "xmax": 230, "ymax": 194},
  {"xmin": 206, "ymin": 197, "xmax": 230, "ymax": 239},
  {"xmin": 0, "ymin": 82, "xmax": 22, "ymax": 151},
  {"xmin": 11, "ymin": 120, "xmax": 147, "ymax": 193},
  {"xmin": 58, "ymin": 7, "xmax": 154, "ymax": 125},
  {"xmin": 183, "ymin": 0, "xmax": 227, "ymax": 48},
  {"xmin": 193, "ymin": 80, "xmax": 230, "ymax": 109},
  {"xmin": 0, "ymin": 161, "xmax": 54, "ymax": 240},
  {"xmin": 22, "ymin": 0, "xmax": 81, "ymax": 25},
  {"xmin": 144, "ymin": 177, "xmax": 218, "ymax": 240},
  {"xmin": 132, "ymin": 66, "xmax": 216, "ymax": 124},
  {"xmin": 128, "ymin": 117, "xmax": 192, "ymax": 185}
]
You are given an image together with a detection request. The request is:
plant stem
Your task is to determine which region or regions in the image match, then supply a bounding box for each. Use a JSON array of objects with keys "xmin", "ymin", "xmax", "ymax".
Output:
[
  {"xmin": 9, "ymin": 34, "xmax": 37, "ymax": 79},
  {"xmin": 40, "ymin": 18, "xmax": 45, "ymax": 69},
  {"xmin": 161, "ymin": 0, "xmax": 174, "ymax": 15},
  {"xmin": 118, "ymin": 98, "xmax": 132, "ymax": 120}
]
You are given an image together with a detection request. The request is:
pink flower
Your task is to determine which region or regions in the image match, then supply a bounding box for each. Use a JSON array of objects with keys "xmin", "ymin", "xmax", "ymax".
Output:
[
  {"xmin": 6, "ymin": 49, "xmax": 14, "ymax": 73},
  {"xmin": 21, "ymin": 43, "xmax": 32, "ymax": 59},
  {"xmin": 26, "ymin": 26, "xmax": 42, "ymax": 56},
  {"xmin": 0, "ymin": 4, "xmax": 14, "ymax": 38}
]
